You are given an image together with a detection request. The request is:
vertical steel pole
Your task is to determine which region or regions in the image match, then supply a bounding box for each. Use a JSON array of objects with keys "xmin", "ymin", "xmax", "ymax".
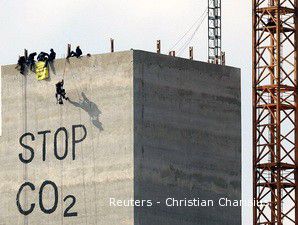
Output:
[
  {"xmin": 67, "ymin": 44, "xmax": 71, "ymax": 58},
  {"xmin": 157, "ymin": 40, "xmax": 161, "ymax": 54},
  {"xmin": 189, "ymin": 47, "xmax": 194, "ymax": 60},
  {"xmin": 24, "ymin": 49, "xmax": 28, "ymax": 61},
  {"xmin": 295, "ymin": 0, "xmax": 298, "ymax": 223},
  {"xmin": 110, "ymin": 38, "xmax": 114, "ymax": 53},
  {"xmin": 252, "ymin": 1, "xmax": 257, "ymax": 224}
]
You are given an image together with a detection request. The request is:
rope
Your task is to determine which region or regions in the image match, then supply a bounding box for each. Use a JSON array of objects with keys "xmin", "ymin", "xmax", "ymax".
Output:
[
  {"xmin": 62, "ymin": 57, "xmax": 67, "ymax": 78},
  {"xmin": 23, "ymin": 74, "xmax": 28, "ymax": 225},
  {"xmin": 66, "ymin": 60, "xmax": 82, "ymax": 99},
  {"xmin": 169, "ymin": 7, "xmax": 208, "ymax": 52},
  {"xmin": 177, "ymin": 12, "xmax": 208, "ymax": 56},
  {"xmin": 61, "ymin": 58, "xmax": 82, "ymax": 100}
]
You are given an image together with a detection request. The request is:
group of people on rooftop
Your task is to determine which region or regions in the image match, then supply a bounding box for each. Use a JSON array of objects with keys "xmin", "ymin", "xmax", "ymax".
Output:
[
  {"xmin": 16, "ymin": 49, "xmax": 56, "ymax": 75},
  {"xmin": 16, "ymin": 46, "xmax": 83, "ymax": 75},
  {"xmin": 15, "ymin": 45, "xmax": 84, "ymax": 105},
  {"xmin": 67, "ymin": 46, "xmax": 83, "ymax": 58}
]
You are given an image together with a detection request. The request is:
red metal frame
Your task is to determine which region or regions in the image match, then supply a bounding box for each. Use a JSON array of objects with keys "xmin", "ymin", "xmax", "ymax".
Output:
[{"xmin": 253, "ymin": 0, "xmax": 298, "ymax": 224}]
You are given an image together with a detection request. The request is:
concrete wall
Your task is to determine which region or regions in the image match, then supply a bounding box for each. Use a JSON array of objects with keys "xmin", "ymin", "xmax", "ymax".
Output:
[
  {"xmin": 0, "ymin": 51, "xmax": 134, "ymax": 225},
  {"xmin": 0, "ymin": 50, "xmax": 241, "ymax": 225},
  {"xmin": 133, "ymin": 51, "xmax": 241, "ymax": 225}
]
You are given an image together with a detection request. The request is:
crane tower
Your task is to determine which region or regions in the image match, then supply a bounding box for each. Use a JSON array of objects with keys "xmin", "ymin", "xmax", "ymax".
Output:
[
  {"xmin": 208, "ymin": 0, "xmax": 222, "ymax": 64},
  {"xmin": 252, "ymin": 0, "xmax": 298, "ymax": 224}
]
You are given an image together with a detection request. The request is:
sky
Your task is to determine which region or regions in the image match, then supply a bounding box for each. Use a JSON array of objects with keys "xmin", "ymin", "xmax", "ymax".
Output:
[{"xmin": 0, "ymin": 0, "xmax": 252, "ymax": 223}]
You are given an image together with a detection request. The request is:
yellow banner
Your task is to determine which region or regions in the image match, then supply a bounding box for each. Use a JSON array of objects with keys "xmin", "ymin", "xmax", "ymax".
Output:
[{"xmin": 35, "ymin": 61, "xmax": 49, "ymax": 80}]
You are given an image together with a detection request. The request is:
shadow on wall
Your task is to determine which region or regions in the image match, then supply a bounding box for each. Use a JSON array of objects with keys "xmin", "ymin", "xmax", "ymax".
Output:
[{"xmin": 69, "ymin": 92, "xmax": 104, "ymax": 131}]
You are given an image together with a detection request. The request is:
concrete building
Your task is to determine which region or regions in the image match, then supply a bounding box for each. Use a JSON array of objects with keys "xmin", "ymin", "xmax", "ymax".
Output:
[{"xmin": 0, "ymin": 50, "xmax": 241, "ymax": 225}]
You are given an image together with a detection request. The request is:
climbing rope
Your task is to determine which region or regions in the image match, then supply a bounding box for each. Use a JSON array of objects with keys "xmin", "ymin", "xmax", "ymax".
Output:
[
  {"xmin": 61, "ymin": 58, "xmax": 83, "ymax": 100},
  {"xmin": 62, "ymin": 56, "xmax": 67, "ymax": 78}
]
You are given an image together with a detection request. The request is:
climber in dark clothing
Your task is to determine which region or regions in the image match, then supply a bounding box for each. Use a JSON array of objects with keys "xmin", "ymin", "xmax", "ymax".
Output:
[
  {"xmin": 37, "ymin": 52, "xmax": 49, "ymax": 61},
  {"xmin": 45, "ymin": 49, "xmax": 56, "ymax": 67},
  {"xmin": 27, "ymin": 52, "xmax": 37, "ymax": 71},
  {"xmin": 266, "ymin": 17, "xmax": 275, "ymax": 27},
  {"xmin": 55, "ymin": 80, "xmax": 69, "ymax": 104},
  {"xmin": 16, "ymin": 56, "xmax": 26, "ymax": 75},
  {"xmin": 68, "ymin": 46, "xmax": 82, "ymax": 58},
  {"xmin": 48, "ymin": 49, "xmax": 56, "ymax": 62}
]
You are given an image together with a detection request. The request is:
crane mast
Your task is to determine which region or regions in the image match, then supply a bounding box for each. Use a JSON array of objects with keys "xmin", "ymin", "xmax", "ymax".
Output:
[
  {"xmin": 252, "ymin": 0, "xmax": 298, "ymax": 224},
  {"xmin": 208, "ymin": 0, "xmax": 222, "ymax": 64}
]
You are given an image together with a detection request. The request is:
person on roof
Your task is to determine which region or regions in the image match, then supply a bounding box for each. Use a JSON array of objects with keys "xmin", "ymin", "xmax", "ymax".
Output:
[
  {"xmin": 55, "ymin": 80, "xmax": 69, "ymax": 104},
  {"xmin": 49, "ymin": 49, "xmax": 56, "ymax": 62},
  {"xmin": 45, "ymin": 49, "xmax": 56, "ymax": 67},
  {"xmin": 16, "ymin": 56, "xmax": 26, "ymax": 75},
  {"xmin": 27, "ymin": 52, "xmax": 37, "ymax": 71},
  {"xmin": 37, "ymin": 52, "xmax": 49, "ymax": 62},
  {"xmin": 68, "ymin": 46, "xmax": 83, "ymax": 58}
]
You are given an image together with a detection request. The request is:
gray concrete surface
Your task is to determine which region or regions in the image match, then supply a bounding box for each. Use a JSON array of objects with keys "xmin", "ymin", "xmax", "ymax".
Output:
[
  {"xmin": 0, "ymin": 52, "xmax": 134, "ymax": 225},
  {"xmin": 133, "ymin": 51, "xmax": 241, "ymax": 225},
  {"xmin": 0, "ymin": 50, "xmax": 241, "ymax": 225}
]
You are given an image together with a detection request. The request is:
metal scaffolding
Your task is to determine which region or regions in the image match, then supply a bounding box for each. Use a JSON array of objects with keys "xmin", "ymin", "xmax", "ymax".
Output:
[
  {"xmin": 252, "ymin": 0, "xmax": 298, "ymax": 224},
  {"xmin": 208, "ymin": 0, "xmax": 222, "ymax": 64}
]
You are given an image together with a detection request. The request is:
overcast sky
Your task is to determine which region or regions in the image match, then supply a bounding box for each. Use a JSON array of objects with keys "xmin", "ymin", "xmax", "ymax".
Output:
[{"xmin": 0, "ymin": 0, "xmax": 251, "ymax": 223}]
